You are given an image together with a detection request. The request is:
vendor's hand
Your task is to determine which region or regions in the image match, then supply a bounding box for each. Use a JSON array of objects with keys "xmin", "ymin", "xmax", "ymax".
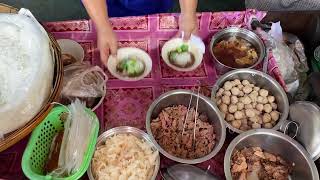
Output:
[
  {"xmin": 97, "ymin": 26, "xmax": 118, "ymax": 66},
  {"xmin": 178, "ymin": 13, "xmax": 198, "ymax": 40}
]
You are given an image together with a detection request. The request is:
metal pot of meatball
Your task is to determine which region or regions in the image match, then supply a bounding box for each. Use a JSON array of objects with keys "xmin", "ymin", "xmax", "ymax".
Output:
[{"xmin": 211, "ymin": 69, "xmax": 289, "ymax": 134}]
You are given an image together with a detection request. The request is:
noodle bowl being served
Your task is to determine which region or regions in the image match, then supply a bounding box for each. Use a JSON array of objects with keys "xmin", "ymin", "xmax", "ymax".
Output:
[
  {"xmin": 107, "ymin": 47, "xmax": 152, "ymax": 81},
  {"xmin": 161, "ymin": 37, "xmax": 205, "ymax": 72}
]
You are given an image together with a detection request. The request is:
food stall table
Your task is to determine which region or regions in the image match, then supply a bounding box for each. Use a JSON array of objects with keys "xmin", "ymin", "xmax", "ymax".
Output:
[{"xmin": 0, "ymin": 10, "xmax": 286, "ymax": 179}]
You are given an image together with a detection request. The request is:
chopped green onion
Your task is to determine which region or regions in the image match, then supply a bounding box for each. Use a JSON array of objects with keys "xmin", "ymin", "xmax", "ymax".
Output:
[
  {"xmin": 177, "ymin": 47, "xmax": 182, "ymax": 53},
  {"xmin": 181, "ymin": 44, "xmax": 189, "ymax": 52},
  {"xmin": 169, "ymin": 52, "xmax": 178, "ymax": 61}
]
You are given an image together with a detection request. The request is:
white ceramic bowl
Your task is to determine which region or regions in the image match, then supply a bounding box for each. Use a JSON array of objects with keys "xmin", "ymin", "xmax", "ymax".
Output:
[
  {"xmin": 57, "ymin": 39, "xmax": 85, "ymax": 62},
  {"xmin": 107, "ymin": 47, "xmax": 152, "ymax": 81},
  {"xmin": 161, "ymin": 38, "xmax": 204, "ymax": 72}
]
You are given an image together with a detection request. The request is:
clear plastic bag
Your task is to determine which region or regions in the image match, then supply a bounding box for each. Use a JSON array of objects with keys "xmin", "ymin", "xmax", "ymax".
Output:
[
  {"xmin": 256, "ymin": 22, "xmax": 309, "ymax": 96},
  {"xmin": 269, "ymin": 22, "xmax": 298, "ymax": 83},
  {"xmin": 283, "ymin": 32, "xmax": 309, "ymax": 74},
  {"xmin": 49, "ymin": 99, "xmax": 95, "ymax": 177},
  {"xmin": 60, "ymin": 62, "xmax": 107, "ymax": 110}
]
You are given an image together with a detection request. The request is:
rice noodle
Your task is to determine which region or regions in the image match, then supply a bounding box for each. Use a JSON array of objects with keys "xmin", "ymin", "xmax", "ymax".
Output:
[{"xmin": 91, "ymin": 134, "xmax": 158, "ymax": 180}]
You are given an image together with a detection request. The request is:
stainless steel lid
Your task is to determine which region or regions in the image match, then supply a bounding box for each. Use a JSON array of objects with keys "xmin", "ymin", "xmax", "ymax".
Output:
[{"xmin": 289, "ymin": 101, "xmax": 320, "ymax": 160}]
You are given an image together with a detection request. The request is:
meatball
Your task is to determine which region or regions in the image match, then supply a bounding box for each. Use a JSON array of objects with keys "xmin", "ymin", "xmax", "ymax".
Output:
[
  {"xmin": 262, "ymin": 113, "xmax": 272, "ymax": 123},
  {"xmin": 231, "ymin": 120, "xmax": 242, "ymax": 129},
  {"xmin": 267, "ymin": 96, "xmax": 275, "ymax": 103},
  {"xmin": 264, "ymin": 104, "xmax": 272, "ymax": 113},
  {"xmin": 231, "ymin": 96, "xmax": 239, "ymax": 104},
  {"xmin": 259, "ymin": 89, "xmax": 269, "ymax": 97},
  {"xmin": 237, "ymin": 102, "xmax": 245, "ymax": 111},
  {"xmin": 242, "ymin": 80, "xmax": 250, "ymax": 86},
  {"xmin": 219, "ymin": 103, "xmax": 228, "ymax": 113},
  {"xmin": 270, "ymin": 111, "xmax": 280, "ymax": 121},
  {"xmin": 222, "ymin": 95, "xmax": 231, "ymax": 105},
  {"xmin": 234, "ymin": 111, "xmax": 245, "ymax": 120},
  {"xmin": 243, "ymin": 86, "xmax": 253, "ymax": 94},
  {"xmin": 223, "ymin": 81, "xmax": 233, "ymax": 91},
  {"xmin": 228, "ymin": 105, "xmax": 238, "ymax": 113},
  {"xmin": 245, "ymin": 109, "xmax": 256, "ymax": 118},
  {"xmin": 216, "ymin": 88, "xmax": 224, "ymax": 97},
  {"xmin": 231, "ymin": 87, "xmax": 240, "ymax": 96},
  {"xmin": 226, "ymin": 114, "xmax": 235, "ymax": 121}
]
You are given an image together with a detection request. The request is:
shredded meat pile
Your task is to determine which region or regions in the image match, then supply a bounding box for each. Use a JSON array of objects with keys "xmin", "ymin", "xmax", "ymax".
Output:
[
  {"xmin": 231, "ymin": 147, "xmax": 294, "ymax": 180},
  {"xmin": 150, "ymin": 105, "xmax": 216, "ymax": 159}
]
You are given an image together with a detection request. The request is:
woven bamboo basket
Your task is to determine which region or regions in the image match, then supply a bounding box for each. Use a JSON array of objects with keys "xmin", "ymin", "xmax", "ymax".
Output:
[{"xmin": 0, "ymin": 3, "xmax": 63, "ymax": 152}]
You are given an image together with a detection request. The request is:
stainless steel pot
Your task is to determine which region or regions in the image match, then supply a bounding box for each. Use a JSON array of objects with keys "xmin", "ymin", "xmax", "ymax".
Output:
[
  {"xmin": 209, "ymin": 27, "xmax": 266, "ymax": 75},
  {"xmin": 87, "ymin": 126, "xmax": 160, "ymax": 180},
  {"xmin": 211, "ymin": 69, "xmax": 289, "ymax": 134},
  {"xmin": 224, "ymin": 129, "xmax": 319, "ymax": 180},
  {"xmin": 146, "ymin": 90, "xmax": 226, "ymax": 164}
]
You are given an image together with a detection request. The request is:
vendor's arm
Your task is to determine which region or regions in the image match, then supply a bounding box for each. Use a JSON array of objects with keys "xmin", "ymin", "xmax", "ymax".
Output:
[
  {"xmin": 82, "ymin": 0, "xmax": 118, "ymax": 66},
  {"xmin": 179, "ymin": 0, "xmax": 198, "ymax": 40}
]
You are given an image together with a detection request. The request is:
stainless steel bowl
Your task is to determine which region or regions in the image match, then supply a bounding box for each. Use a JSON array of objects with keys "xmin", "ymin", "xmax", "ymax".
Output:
[
  {"xmin": 224, "ymin": 129, "xmax": 319, "ymax": 180},
  {"xmin": 87, "ymin": 126, "xmax": 160, "ymax": 180},
  {"xmin": 211, "ymin": 69, "xmax": 289, "ymax": 134},
  {"xmin": 146, "ymin": 90, "xmax": 226, "ymax": 164},
  {"xmin": 209, "ymin": 27, "xmax": 266, "ymax": 75}
]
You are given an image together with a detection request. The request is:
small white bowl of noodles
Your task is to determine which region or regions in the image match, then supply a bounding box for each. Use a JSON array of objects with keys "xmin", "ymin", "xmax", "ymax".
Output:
[
  {"xmin": 161, "ymin": 37, "xmax": 205, "ymax": 72},
  {"xmin": 87, "ymin": 126, "xmax": 160, "ymax": 180},
  {"xmin": 107, "ymin": 47, "xmax": 152, "ymax": 81}
]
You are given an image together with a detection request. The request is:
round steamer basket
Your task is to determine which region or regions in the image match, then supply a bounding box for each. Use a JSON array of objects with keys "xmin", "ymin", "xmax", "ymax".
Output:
[{"xmin": 0, "ymin": 3, "xmax": 63, "ymax": 152}]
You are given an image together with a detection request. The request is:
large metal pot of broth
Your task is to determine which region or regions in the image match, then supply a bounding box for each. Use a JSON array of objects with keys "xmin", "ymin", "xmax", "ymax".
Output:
[{"xmin": 209, "ymin": 27, "xmax": 266, "ymax": 75}]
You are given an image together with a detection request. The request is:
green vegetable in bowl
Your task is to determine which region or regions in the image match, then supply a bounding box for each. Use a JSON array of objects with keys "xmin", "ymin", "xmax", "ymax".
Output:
[
  {"xmin": 169, "ymin": 52, "xmax": 178, "ymax": 61},
  {"xmin": 180, "ymin": 44, "xmax": 189, "ymax": 52},
  {"xmin": 116, "ymin": 58, "xmax": 145, "ymax": 77},
  {"xmin": 168, "ymin": 44, "xmax": 195, "ymax": 68},
  {"xmin": 175, "ymin": 44, "xmax": 189, "ymax": 54}
]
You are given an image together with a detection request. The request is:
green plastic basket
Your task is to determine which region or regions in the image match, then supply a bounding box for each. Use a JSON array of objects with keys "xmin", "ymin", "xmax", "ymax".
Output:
[{"xmin": 22, "ymin": 105, "xmax": 99, "ymax": 180}]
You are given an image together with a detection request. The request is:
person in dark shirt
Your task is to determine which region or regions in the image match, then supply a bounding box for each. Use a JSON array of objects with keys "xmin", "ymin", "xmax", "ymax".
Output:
[
  {"xmin": 82, "ymin": 0, "xmax": 198, "ymax": 66},
  {"xmin": 104, "ymin": 0, "xmax": 174, "ymax": 17}
]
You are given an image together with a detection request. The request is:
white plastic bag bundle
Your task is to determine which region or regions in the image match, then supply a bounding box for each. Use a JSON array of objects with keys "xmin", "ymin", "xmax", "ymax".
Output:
[
  {"xmin": 49, "ymin": 99, "xmax": 94, "ymax": 177},
  {"xmin": 269, "ymin": 22, "xmax": 297, "ymax": 83},
  {"xmin": 0, "ymin": 9, "xmax": 54, "ymax": 135}
]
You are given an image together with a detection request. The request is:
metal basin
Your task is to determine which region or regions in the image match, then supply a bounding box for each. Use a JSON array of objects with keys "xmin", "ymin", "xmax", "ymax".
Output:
[
  {"xmin": 146, "ymin": 90, "xmax": 226, "ymax": 164},
  {"xmin": 209, "ymin": 27, "xmax": 266, "ymax": 75},
  {"xmin": 224, "ymin": 129, "xmax": 319, "ymax": 180},
  {"xmin": 211, "ymin": 69, "xmax": 289, "ymax": 134},
  {"xmin": 87, "ymin": 126, "xmax": 160, "ymax": 180}
]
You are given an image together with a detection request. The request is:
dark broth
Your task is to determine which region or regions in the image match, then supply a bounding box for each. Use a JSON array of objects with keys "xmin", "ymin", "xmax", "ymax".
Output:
[{"xmin": 213, "ymin": 37, "xmax": 258, "ymax": 68}]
